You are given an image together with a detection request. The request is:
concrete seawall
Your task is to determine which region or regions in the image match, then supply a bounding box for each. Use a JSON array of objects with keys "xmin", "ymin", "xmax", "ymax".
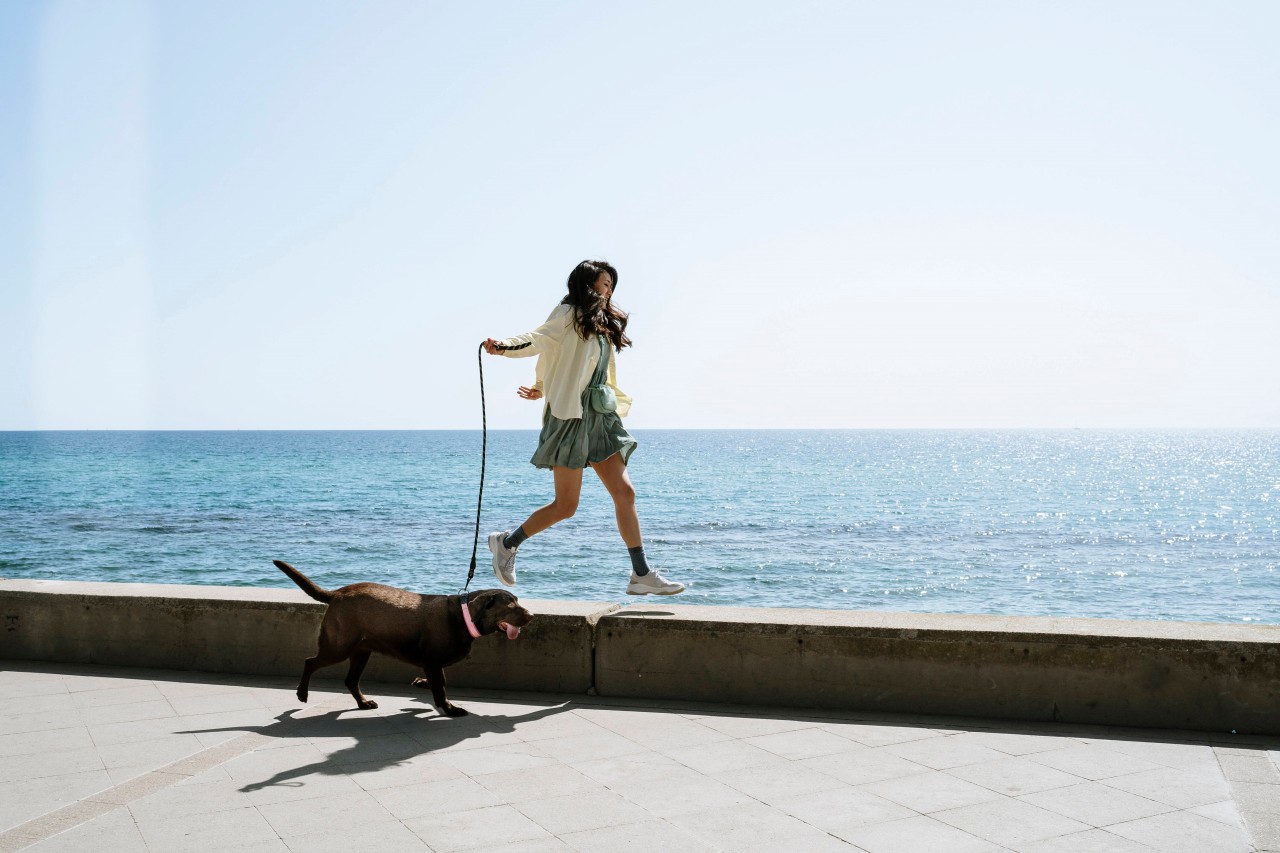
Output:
[{"xmin": 2, "ymin": 580, "xmax": 1278, "ymax": 735}]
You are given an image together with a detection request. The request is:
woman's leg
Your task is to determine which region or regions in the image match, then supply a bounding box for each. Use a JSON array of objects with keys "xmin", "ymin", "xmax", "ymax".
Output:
[
  {"xmin": 591, "ymin": 453, "xmax": 683, "ymax": 593},
  {"xmin": 519, "ymin": 465, "xmax": 584, "ymax": 537},
  {"xmin": 590, "ymin": 452, "xmax": 640, "ymax": 548}
]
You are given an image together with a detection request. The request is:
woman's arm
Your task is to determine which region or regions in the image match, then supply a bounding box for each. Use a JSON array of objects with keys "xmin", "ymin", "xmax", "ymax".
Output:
[{"xmin": 484, "ymin": 305, "xmax": 572, "ymax": 359}]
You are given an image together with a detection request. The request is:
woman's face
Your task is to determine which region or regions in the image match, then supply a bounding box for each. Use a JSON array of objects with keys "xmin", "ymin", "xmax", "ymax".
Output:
[{"xmin": 592, "ymin": 271, "xmax": 614, "ymax": 299}]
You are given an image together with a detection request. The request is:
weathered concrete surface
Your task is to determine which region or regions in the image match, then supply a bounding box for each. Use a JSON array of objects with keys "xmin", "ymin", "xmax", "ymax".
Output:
[
  {"xmin": 4, "ymin": 581, "xmax": 1278, "ymax": 734},
  {"xmin": 0, "ymin": 580, "xmax": 615, "ymax": 694},
  {"xmin": 595, "ymin": 604, "xmax": 1280, "ymax": 735}
]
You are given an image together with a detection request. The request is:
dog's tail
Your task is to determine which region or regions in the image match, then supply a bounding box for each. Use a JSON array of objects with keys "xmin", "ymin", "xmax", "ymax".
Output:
[{"xmin": 273, "ymin": 560, "xmax": 334, "ymax": 603}]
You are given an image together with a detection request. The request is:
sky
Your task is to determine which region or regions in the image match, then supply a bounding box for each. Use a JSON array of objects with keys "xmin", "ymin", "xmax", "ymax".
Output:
[{"xmin": 1, "ymin": 0, "xmax": 1278, "ymax": 430}]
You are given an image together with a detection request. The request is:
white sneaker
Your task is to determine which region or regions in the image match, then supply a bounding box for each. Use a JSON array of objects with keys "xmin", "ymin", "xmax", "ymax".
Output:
[
  {"xmin": 626, "ymin": 570, "xmax": 684, "ymax": 595},
  {"xmin": 488, "ymin": 531, "xmax": 517, "ymax": 586}
]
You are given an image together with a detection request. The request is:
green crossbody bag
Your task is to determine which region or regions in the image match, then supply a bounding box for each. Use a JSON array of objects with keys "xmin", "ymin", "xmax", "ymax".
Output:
[{"xmin": 588, "ymin": 335, "xmax": 617, "ymax": 414}]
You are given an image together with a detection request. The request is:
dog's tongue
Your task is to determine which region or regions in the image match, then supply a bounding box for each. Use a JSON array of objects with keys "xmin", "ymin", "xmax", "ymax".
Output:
[{"xmin": 503, "ymin": 623, "xmax": 521, "ymax": 640}]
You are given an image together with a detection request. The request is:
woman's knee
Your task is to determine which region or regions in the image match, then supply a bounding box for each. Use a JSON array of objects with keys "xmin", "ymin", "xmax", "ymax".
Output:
[
  {"xmin": 613, "ymin": 481, "xmax": 636, "ymax": 506},
  {"xmin": 550, "ymin": 497, "xmax": 579, "ymax": 521}
]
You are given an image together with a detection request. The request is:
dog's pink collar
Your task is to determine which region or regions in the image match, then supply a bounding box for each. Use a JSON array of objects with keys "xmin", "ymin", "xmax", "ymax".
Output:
[{"xmin": 461, "ymin": 597, "xmax": 481, "ymax": 639}]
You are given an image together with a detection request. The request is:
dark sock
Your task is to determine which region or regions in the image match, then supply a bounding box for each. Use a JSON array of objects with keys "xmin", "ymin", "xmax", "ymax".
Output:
[
  {"xmin": 628, "ymin": 545, "xmax": 650, "ymax": 576},
  {"xmin": 503, "ymin": 526, "xmax": 529, "ymax": 551}
]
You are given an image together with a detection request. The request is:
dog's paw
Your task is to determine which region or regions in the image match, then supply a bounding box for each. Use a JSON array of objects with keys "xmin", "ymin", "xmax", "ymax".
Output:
[
  {"xmin": 411, "ymin": 677, "xmax": 431, "ymax": 690},
  {"xmin": 357, "ymin": 699, "xmax": 379, "ymax": 710},
  {"xmin": 442, "ymin": 704, "xmax": 469, "ymax": 718}
]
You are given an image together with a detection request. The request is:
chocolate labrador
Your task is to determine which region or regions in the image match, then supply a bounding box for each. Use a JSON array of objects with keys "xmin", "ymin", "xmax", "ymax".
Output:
[{"xmin": 273, "ymin": 559, "xmax": 532, "ymax": 717}]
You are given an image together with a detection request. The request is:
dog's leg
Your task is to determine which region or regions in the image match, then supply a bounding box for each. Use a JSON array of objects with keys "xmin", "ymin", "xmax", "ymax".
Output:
[
  {"xmin": 344, "ymin": 650, "xmax": 378, "ymax": 710},
  {"xmin": 297, "ymin": 644, "xmax": 354, "ymax": 703},
  {"xmin": 423, "ymin": 665, "xmax": 468, "ymax": 717}
]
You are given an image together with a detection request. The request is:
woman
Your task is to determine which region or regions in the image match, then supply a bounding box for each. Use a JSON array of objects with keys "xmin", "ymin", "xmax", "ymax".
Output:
[{"xmin": 482, "ymin": 260, "xmax": 684, "ymax": 596}]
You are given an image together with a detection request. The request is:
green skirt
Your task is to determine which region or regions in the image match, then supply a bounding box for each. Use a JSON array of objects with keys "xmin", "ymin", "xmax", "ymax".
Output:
[{"xmin": 530, "ymin": 394, "xmax": 637, "ymax": 470}]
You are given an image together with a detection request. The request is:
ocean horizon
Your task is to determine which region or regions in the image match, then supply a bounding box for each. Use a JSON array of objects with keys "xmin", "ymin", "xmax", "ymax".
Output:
[{"xmin": 2, "ymin": 428, "xmax": 1277, "ymax": 625}]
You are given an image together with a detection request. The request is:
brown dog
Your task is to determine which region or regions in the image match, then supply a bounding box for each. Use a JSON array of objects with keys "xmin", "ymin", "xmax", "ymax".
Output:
[{"xmin": 274, "ymin": 559, "xmax": 532, "ymax": 717}]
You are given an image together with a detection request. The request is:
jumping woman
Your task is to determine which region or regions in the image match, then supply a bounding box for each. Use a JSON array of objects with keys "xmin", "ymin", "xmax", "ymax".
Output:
[{"xmin": 482, "ymin": 259, "xmax": 684, "ymax": 596}]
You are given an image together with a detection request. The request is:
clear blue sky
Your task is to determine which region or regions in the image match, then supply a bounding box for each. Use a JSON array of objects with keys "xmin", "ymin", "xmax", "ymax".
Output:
[{"xmin": 2, "ymin": 0, "xmax": 1278, "ymax": 429}]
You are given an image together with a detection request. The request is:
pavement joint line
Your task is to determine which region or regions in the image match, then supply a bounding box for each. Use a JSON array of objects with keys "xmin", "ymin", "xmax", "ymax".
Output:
[
  {"xmin": 0, "ymin": 697, "xmax": 349, "ymax": 852},
  {"xmin": 1215, "ymin": 744, "xmax": 1280, "ymax": 853}
]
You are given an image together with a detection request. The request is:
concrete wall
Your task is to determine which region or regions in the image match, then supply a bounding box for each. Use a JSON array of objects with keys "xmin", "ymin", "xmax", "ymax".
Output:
[
  {"xmin": 596, "ymin": 605, "xmax": 1280, "ymax": 735},
  {"xmin": 3, "ymin": 580, "xmax": 1278, "ymax": 734},
  {"xmin": 0, "ymin": 580, "xmax": 611, "ymax": 694}
]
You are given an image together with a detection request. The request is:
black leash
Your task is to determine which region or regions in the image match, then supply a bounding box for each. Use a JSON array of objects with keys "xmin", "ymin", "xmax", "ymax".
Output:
[
  {"xmin": 465, "ymin": 342, "xmax": 488, "ymax": 592},
  {"xmin": 465, "ymin": 340, "xmax": 529, "ymax": 592}
]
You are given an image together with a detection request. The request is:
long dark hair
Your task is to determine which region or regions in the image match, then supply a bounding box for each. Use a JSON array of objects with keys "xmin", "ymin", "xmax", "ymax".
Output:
[{"xmin": 561, "ymin": 259, "xmax": 632, "ymax": 351}]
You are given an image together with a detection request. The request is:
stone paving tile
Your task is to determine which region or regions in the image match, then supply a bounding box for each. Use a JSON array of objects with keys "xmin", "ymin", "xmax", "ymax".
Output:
[
  {"xmin": 687, "ymin": 712, "xmax": 815, "ymax": 739},
  {"xmin": 1220, "ymin": 752, "xmax": 1280, "ymax": 783},
  {"xmin": 132, "ymin": 803, "xmax": 282, "ymax": 852},
  {"xmin": 667, "ymin": 738, "xmax": 790, "ymax": 775},
  {"xmin": 256, "ymin": 789, "xmax": 399, "ymax": 838},
  {"xmin": 69, "ymin": 684, "xmax": 167, "ymax": 709},
  {"xmin": 341, "ymin": 754, "xmax": 464, "ymax": 790},
  {"xmin": 712, "ymin": 759, "xmax": 848, "ymax": 806},
  {"xmin": 523, "ymin": 729, "xmax": 648, "ymax": 765},
  {"xmin": 933, "ymin": 796, "xmax": 1092, "ymax": 848},
  {"xmin": 862, "ymin": 769, "xmax": 1004, "ymax": 814},
  {"xmin": 574, "ymin": 709, "xmax": 731, "ymax": 752},
  {"xmin": 1107, "ymin": 809, "xmax": 1253, "ymax": 852},
  {"xmin": 0, "ymin": 769, "xmax": 114, "ymax": 832},
  {"xmin": 771, "ymin": 785, "xmax": 916, "ymax": 836},
  {"xmin": 0, "ymin": 692, "xmax": 77, "ymax": 718},
  {"xmin": 0, "ymin": 746, "xmax": 105, "ymax": 785},
  {"xmin": 1019, "ymin": 781, "xmax": 1175, "ymax": 826},
  {"xmin": 1010, "ymin": 827, "xmax": 1157, "ymax": 852},
  {"xmin": 0, "ymin": 725, "xmax": 95, "ymax": 758},
  {"xmin": 558, "ymin": 818, "xmax": 719, "ymax": 853},
  {"xmin": 948, "ymin": 730, "xmax": 1077, "ymax": 757},
  {"xmin": 1024, "ymin": 744, "xmax": 1167, "ymax": 781},
  {"xmin": 434, "ymin": 742, "xmax": 558, "ymax": 777},
  {"xmin": 1188, "ymin": 799, "xmax": 1246, "ymax": 828},
  {"xmin": 282, "ymin": 820, "xmax": 433, "ymax": 853},
  {"xmin": 569, "ymin": 750, "xmax": 682, "ymax": 788},
  {"xmin": 599, "ymin": 762, "xmax": 755, "ymax": 815},
  {"xmin": 369, "ymin": 775, "xmax": 504, "ymax": 821},
  {"xmin": 128, "ymin": 768, "xmax": 263, "ymax": 820},
  {"xmin": 800, "ymin": 747, "xmax": 932, "ymax": 786},
  {"xmin": 471, "ymin": 763, "xmax": 599, "ymax": 804},
  {"xmin": 79, "ymin": 698, "xmax": 177, "ymax": 727},
  {"xmin": 744, "ymin": 727, "xmax": 868, "ymax": 760},
  {"xmin": 514, "ymin": 790, "xmax": 652, "ymax": 836},
  {"xmin": 20, "ymin": 804, "xmax": 149, "ymax": 853},
  {"xmin": 881, "ymin": 735, "xmax": 1013, "ymax": 770},
  {"xmin": 0, "ymin": 709, "xmax": 85, "ymax": 737},
  {"xmin": 1080, "ymin": 738, "xmax": 1219, "ymax": 771},
  {"xmin": 945, "ymin": 755, "xmax": 1085, "ymax": 797},
  {"xmin": 839, "ymin": 814, "xmax": 1006, "ymax": 853},
  {"xmin": 404, "ymin": 804, "xmax": 551, "ymax": 852},
  {"xmin": 667, "ymin": 800, "xmax": 856, "ymax": 852},
  {"xmin": 821, "ymin": 721, "xmax": 950, "ymax": 748},
  {"xmin": 1100, "ymin": 765, "xmax": 1231, "ymax": 809}
]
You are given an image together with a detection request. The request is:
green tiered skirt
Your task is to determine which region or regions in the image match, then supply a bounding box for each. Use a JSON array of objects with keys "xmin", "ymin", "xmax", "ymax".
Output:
[{"xmin": 530, "ymin": 335, "xmax": 636, "ymax": 470}]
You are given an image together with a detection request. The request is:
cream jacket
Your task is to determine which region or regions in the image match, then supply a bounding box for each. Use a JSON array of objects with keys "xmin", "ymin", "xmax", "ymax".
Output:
[{"xmin": 498, "ymin": 304, "xmax": 633, "ymax": 420}]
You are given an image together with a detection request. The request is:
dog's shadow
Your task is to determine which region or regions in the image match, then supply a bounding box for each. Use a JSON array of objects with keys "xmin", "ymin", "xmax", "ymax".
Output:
[{"xmin": 177, "ymin": 693, "xmax": 573, "ymax": 793}]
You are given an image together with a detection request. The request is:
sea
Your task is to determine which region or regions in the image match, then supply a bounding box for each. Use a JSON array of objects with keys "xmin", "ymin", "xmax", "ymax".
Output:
[{"xmin": 1, "ymin": 430, "xmax": 1277, "ymax": 625}]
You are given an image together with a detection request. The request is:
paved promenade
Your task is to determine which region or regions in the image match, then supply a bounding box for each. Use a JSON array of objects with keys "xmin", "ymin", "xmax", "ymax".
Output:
[{"xmin": 1, "ymin": 662, "xmax": 1276, "ymax": 852}]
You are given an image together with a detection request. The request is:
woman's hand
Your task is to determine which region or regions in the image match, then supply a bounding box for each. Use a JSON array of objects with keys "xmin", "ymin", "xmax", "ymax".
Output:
[
  {"xmin": 517, "ymin": 386, "xmax": 543, "ymax": 401},
  {"xmin": 482, "ymin": 338, "xmax": 504, "ymax": 355}
]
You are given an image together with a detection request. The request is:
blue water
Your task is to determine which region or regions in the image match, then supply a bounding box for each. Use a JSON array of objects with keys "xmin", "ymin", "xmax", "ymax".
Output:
[{"xmin": 1, "ymin": 430, "xmax": 1277, "ymax": 624}]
